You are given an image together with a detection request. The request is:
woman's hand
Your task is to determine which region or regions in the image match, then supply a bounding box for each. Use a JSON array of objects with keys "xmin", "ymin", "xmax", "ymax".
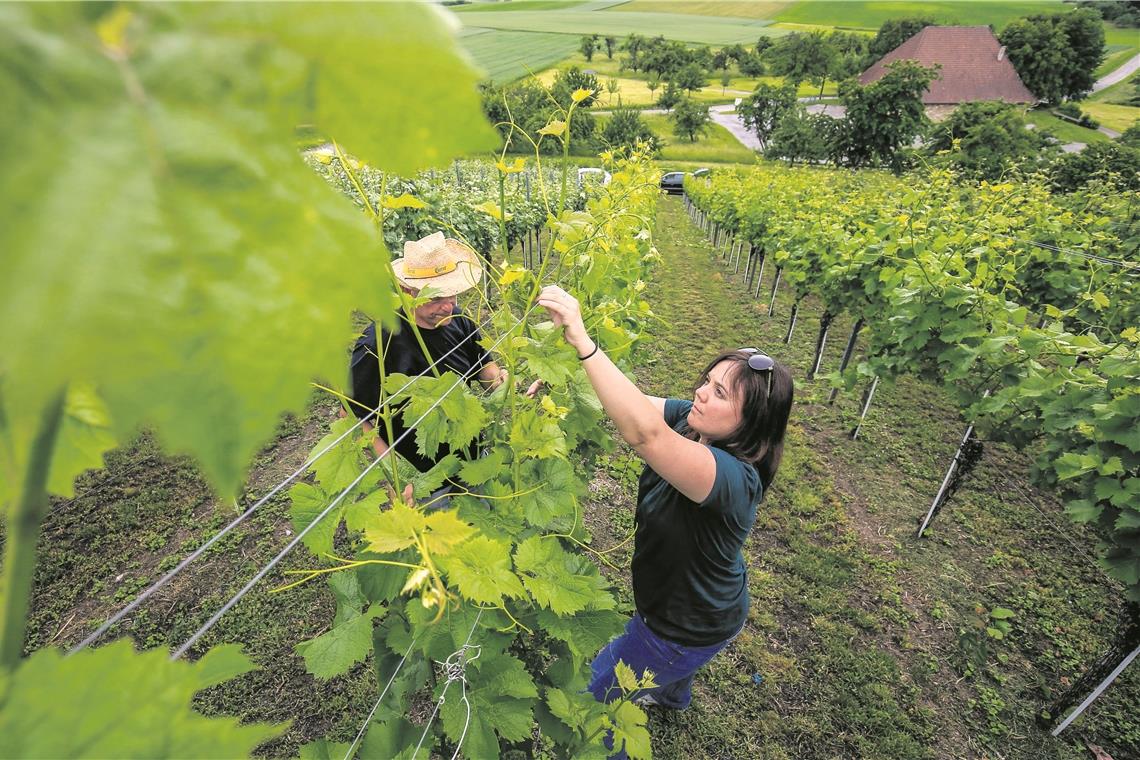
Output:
[{"xmin": 537, "ymin": 285, "xmax": 594, "ymax": 357}]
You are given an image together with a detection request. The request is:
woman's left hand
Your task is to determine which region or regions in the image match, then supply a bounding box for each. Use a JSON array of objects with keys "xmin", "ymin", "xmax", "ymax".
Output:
[{"xmin": 537, "ymin": 285, "xmax": 594, "ymax": 357}]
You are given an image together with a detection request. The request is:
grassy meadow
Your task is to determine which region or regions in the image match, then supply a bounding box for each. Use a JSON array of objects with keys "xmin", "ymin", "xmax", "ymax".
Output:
[
  {"xmin": 771, "ymin": 0, "xmax": 1067, "ymax": 30},
  {"xmin": 453, "ymin": 8, "xmax": 784, "ymax": 44},
  {"xmin": 460, "ymin": 28, "xmax": 582, "ymax": 82}
]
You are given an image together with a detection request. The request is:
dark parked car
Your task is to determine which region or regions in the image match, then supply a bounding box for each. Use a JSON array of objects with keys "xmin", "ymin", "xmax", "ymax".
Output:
[
  {"xmin": 660, "ymin": 168, "xmax": 710, "ymax": 194},
  {"xmin": 660, "ymin": 171, "xmax": 685, "ymax": 194}
]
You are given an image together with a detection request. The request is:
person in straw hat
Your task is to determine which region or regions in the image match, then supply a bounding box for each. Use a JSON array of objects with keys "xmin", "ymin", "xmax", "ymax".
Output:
[{"xmin": 349, "ymin": 232, "xmax": 514, "ymax": 481}]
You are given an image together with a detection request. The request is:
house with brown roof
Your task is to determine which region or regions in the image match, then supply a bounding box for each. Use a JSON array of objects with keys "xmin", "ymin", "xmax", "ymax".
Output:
[{"xmin": 859, "ymin": 26, "xmax": 1038, "ymax": 121}]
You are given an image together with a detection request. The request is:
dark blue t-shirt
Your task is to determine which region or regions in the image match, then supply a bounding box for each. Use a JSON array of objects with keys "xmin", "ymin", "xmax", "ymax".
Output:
[{"xmin": 632, "ymin": 399, "xmax": 763, "ymax": 646}]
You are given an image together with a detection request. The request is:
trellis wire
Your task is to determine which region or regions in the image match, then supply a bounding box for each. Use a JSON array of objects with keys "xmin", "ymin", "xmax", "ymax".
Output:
[
  {"xmin": 1053, "ymin": 644, "xmax": 1140, "ymax": 735},
  {"xmin": 342, "ymin": 629, "xmax": 424, "ymax": 760},
  {"xmin": 411, "ymin": 607, "xmax": 485, "ymax": 760},
  {"xmin": 70, "ymin": 310, "xmax": 498, "ymax": 654},
  {"xmin": 169, "ymin": 307, "xmax": 535, "ymax": 659}
]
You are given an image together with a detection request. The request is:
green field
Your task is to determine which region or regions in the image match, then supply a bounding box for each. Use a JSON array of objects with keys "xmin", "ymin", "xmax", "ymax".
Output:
[
  {"xmin": 773, "ymin": 1, "xmax": 1066, "ymax": 30},
  {"xmin": 1024, "ymin": 110, "xmax": 1112, "ymax": 144},
  {"xmin": 1098, "ymin": 24, "xmax": 1140, "ymax": 77},
  {"xmin": 610, "ymin": 0, "xmax": 793, "ymax": 17},
  {"xmin": 455, "ymin": 9, "xmax": 785, "ymax": 44},
  {"xmin": 459, "ymin": 28, "xmax": 582, "ymax": 82},
  {"xmin": 455, "ymin": 0, "xmax": 594, "ymax": 11},
  {"xmin": 1084, "ymin": 70, "xmax": 1140, "ymax": 132}
]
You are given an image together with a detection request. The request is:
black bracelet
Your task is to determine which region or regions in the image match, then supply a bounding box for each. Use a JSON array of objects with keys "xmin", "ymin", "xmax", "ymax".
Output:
[{"xmin": 578, "ymin": 343, "xmax": 599, "ymax": 361}]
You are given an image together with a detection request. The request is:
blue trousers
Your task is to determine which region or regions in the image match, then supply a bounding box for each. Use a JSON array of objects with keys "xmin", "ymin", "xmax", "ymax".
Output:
[{"xmin": 587, "ymin": 614, "xmax": 739, "ymax": 756}]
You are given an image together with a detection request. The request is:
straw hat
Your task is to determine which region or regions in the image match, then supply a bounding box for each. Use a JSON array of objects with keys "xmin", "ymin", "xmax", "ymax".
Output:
[{"xmin": 391, "ymin": 232, "xmax": 483, "ymax": 297}]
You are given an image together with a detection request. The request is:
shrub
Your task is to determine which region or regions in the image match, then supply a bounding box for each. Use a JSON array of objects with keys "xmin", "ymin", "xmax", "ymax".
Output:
[
  {"xmin": 928, "ymin": 102, "xmax": 1048, "ymax": 180},
  {"xmin": 601, "ymin": 107, "xmax": 662, "ymax": 157},
  {"xmin": 1048, "ymin": 141, "xmax": 1140, "ymax": 192}
]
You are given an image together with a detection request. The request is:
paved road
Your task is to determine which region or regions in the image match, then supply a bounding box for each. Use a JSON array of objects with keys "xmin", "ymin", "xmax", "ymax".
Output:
[
  {"xmin": 708, "ymin": 103, "xmax": 762, "ymax": 151},
  {"xmin": 1093, "ymin": 52, "xmax": 1140, "ymax": 92}
]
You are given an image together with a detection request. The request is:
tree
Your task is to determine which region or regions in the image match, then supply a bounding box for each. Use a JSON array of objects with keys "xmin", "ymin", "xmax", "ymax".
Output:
[
  {"xmin": 999, "ymin": 9, "xmax": 1106, "ymax": 103},
  {"xmin": 605, "ymin": 77, "xmax": 620, "ymax": 104},
  {"xmin": 834, "ymin": 60, "xmax": 938, "ymax": 172},
  {"xmin": 1121, "ymin": 123, "xmax": 1140, "ymax": 148},
  {"xmin": 624, "ymin": 33, "xmax": 645, "ymax": 71},
  {"xmin": 738, "ymin": 53, "xmax": 766, "ymax": 77},
  {"xmin": 657, "ymin": 80, "xmax": 683, "ymax": 109},
  {"xmin": 671, "ymin": 98, "xmax": 711, "ymax": 142},
  {"xmin": 739, "ymin": 82, "xmax": 797, "ymax": 150},
  {"xmin": 768, "ymin": 109, "xmax": 833, "ymax": 165},
  {"xmin": 674, "ymin": 62, "xmax": 707, "ymax": 93},
  {"xmin": 927, "ymin": 101, "xmax": 1048, "ymax": 179},
  {"xmin": 580, "ymin": 34, "xmax": 598, "ymax": 62},
  {"xmin": 604, "ymin": 36, "xmax": 616, "ymax": 60},
  {"xmin": 552, "ymin": 67, "xmax": 601, "ymax": 108},
  {"xmin": 867, "ymin": 17, "xmax": 936, "ymax": 62},
  {"xmin": 721, "ymin": 69, "xmax": 731, "ymax": 94},
  {"xmin": 601, "ymin": 106, "xmax": 662, "ymax": 157},
  {"xmin": 1048, "ymin": 141, "xmax": 1140, "ymax": 192},
  {"xmin": 646, "ymin": 73, "xmax": 661, "ymax": 97},
  {"xmin": 768, "ymin": 31, "xmax": 836, "ymax": 98}
]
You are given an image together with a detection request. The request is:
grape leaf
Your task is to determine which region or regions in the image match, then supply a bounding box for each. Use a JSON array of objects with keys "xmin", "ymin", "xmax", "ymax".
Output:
[
  {"xmin": 515, "ymin": 537, "xmax": 615, "ymax": 615},
  {"xmin": 517, "ymin": 457, "xmax": 578, "ymax": 529},
  {"xmin": 358, "ymin": 716, "xmax": 421, "ymax": 760},
  {"xmin": 394, "ymin": 372, "xmax": 489, "ymax": 461},
  {"xmin": 364, "ymin": 501, "xmax": 425, "ymax": 554},
  {"xmin": 454, "ymin": 481, "xmax": 526, "ymax": 542},
  {"xmin": 440, "ymin": 652, "xmax": 537, "ymax": 757},
  {"xmin": 545, "ymin": 687, "xmax": 598, "ymax": 733},
  {"xmin": 510, "ymin": 407, "xmax": 568, "ymax": 460},
  {"xmin": 46, "ymin": 385, "xmax": 117, "ymax": 499},
  {"xmin": 458, "ymin": 446, "xmax": 509, "ymax": 487},
  {"xmin": 289, "ymin": 482, "xmax": 341, "ymax": 558},
  {"xmin": 0, "ymin": 640, "xmax": 280, "ymax": 758},
  {"xmin": 439, "ymin": 536, "xmax": 525, "ymax": 606},
  {"xmin": 295, "ymin": 603, "xmax": 384, "ymax": 680},
  {"xmin": 610, "ymin": 701, "xmax": 651, "ymax": 760},
  {"xmin": 412, "ymin": 453, "xmax": 461, "ymax": 498},
  {"xmin": 191, "ymin": 643, "xmax": 260, "ymax": 691},
  {"xmin": 0, "ymin": 1, "xmax": 493, "ymax": 504},
  {"xmin": 422, "ymin": 509, "xmax": 476, "ymax": 556},
  {"xmin": 298, "ymin": 739, "xmax": 353, "ymax": 760},
  {"xmin": 311, "ymin": 416, "xmax": 366, "ymax": 494}
]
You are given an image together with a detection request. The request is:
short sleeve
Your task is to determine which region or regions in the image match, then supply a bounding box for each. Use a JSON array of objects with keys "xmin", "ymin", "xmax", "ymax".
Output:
[
  {"xmin": 348, "ymin": 324, "xmax": 380, "ymax": 421},
  {"xmin": 699, "ymin": 447, "xmax": 762, "ymax": 516},
  {"xmin": 663, "ymin": 398, "xmax": 693, "ymax": 428}
]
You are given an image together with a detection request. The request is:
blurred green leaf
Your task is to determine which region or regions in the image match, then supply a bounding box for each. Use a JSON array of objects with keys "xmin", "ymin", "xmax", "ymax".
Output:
[{"xmin": 0, "ymin": 641, "xmax": 281, "ymax": 758}]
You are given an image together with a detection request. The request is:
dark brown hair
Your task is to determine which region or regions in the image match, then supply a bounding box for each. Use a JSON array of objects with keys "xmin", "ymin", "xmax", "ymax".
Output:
[{"xmin": 681, "ymin": 350, "xmax": 794, "ymax": 490}]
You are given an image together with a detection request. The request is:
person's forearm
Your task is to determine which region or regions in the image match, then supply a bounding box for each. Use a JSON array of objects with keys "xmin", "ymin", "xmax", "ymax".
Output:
[
  {"xmin": 361, "ymin": 419, "xmax": 391, "ymax": 459},
  {"xmin": 575, "ymin": 338, "xmax": 663, "ymax": 448}
]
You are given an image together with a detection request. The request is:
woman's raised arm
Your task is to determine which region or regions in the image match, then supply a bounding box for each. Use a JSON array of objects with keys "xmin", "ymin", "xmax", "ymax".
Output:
[{"xmin": 537, "ymin": 286, "xmax": 716, "ymax": 502}]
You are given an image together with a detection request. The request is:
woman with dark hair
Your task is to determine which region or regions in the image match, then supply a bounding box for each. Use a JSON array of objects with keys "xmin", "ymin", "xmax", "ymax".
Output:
[{"xmin": 537, "ymin": 285, "xmax": 794, "ymax": 734}]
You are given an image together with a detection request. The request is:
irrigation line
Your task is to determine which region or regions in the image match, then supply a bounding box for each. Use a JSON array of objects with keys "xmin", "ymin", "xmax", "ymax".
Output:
[
  {"xmin": 342, "ymin": 629, "xmax": 424, "ymax": 760},
  {"xmin": 168, "ymin": 306, "xmax": 536, "ymax": 660},
  {"xmin": 411, "ymin": 607, "xmax": 485, "ymax": 760},
  {"xmin": 70, "ymin": 311, "xmax": 497, "ymax": 654}
]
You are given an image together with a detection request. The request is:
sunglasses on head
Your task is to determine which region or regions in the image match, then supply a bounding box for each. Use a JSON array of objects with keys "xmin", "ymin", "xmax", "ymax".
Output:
[{"xmin": 739, "ymin": 348, "xmax": 775, "ymax": 395}]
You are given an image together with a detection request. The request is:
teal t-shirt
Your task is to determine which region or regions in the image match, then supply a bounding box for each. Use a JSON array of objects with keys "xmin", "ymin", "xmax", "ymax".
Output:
[{"xmin": 631, "ymin": 398, "xmax": 763, "ymax": 646}]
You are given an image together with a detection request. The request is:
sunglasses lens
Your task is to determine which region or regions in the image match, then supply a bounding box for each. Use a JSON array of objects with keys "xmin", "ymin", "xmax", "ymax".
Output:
[{"xmin": 747, "ymin": 354, "xmax": 775, "ymax": 372}]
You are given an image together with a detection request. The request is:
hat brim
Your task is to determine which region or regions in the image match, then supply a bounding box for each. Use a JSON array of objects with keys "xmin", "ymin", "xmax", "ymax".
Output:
[{"xmin": 392, "ymin": 239, "xmax": 483, "ymax": 297}]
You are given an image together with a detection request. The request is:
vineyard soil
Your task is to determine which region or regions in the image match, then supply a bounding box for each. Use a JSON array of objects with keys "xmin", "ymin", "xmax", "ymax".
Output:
[{"xmin": 17, "ymin": 197, "xmax": 1139, "ymax": 758}]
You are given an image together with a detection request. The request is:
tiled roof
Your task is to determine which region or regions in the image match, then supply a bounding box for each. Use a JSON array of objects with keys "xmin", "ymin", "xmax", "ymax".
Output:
[{"xmin": 859, "ymin": 26, "xmax": 1037, "ymax": 104}]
